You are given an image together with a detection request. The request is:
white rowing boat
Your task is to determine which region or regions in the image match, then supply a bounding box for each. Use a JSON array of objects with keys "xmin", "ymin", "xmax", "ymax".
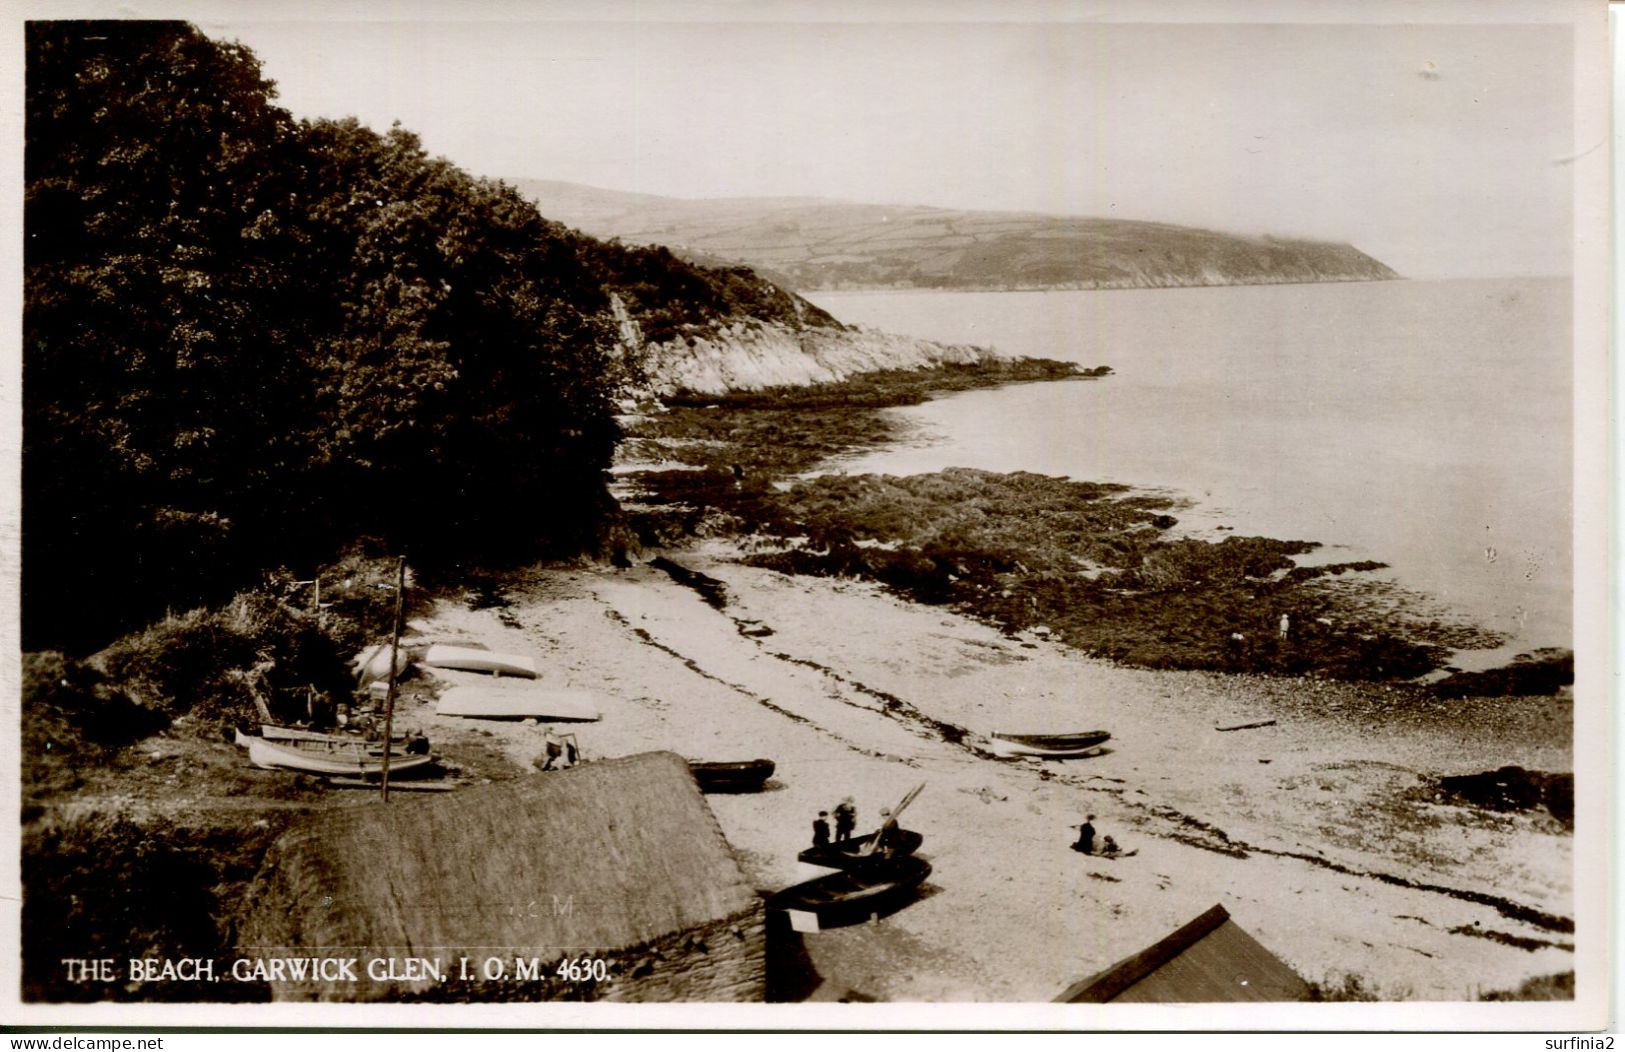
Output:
[
  {"xmin": 435, "ymin": 684, "xmax": 600, "ymax": 721},
  {"xmin": 421, "ymin": 644, "xmax": 538, "ymax": 678},
  {"xmin": 244, "ymin": 736, "xmax": 436, "ymax": 777}
]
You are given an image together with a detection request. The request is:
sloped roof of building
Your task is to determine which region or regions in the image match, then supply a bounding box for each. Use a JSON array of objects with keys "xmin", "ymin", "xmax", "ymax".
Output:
[
  {"xmin": 1055, "ymin": 904, "xmax": 1310, "ymax": 1003},
  {"xmin": 239, "ymin": 751, "xmax": 758, "ymax": 999}
]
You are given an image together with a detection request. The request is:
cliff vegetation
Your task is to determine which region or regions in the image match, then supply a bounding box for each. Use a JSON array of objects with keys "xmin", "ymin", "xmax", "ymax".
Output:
[{"xmin": 23, "ymin": 22, "xmax": 855, "ymax": 652}]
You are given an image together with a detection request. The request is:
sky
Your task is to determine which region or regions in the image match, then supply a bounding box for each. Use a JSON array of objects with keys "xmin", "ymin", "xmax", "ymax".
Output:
[{"xmin": 161, "ymin": 3, "xmax": 1590, "ymax": 278}]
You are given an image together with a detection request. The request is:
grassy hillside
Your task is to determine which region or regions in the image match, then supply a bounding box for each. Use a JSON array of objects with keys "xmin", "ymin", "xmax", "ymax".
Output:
[{"xmin": 512, "ymin": 179, "xmax": 1400, "ymax": 291}]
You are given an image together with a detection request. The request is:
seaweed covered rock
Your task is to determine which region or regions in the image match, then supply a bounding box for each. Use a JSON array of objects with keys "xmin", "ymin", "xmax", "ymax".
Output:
[
  {"xmin": 1434, "ymin": 766, "xmax": 1573, "ymax": 827},
  {"xmin": 1432, "ymin": 650, "xmax": 1573, "ymax": 698}
]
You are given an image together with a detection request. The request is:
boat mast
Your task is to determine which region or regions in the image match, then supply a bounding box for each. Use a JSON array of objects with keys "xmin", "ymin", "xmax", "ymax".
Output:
[{"xmin": 379, "ymin": 555, "xmax": 406, "ymax": 802}]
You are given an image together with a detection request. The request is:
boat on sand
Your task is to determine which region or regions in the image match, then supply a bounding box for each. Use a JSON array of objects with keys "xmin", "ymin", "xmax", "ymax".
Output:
[
  {"xmin": 421, "ymin": 645, "xmax": 538, "ymax": 678},
  {"xmin": 987, "ymin": 730, "xmax": 1111, "ymax": 759},
  {"xmin": 352, "ymin": 643, "xmax": 411, "ymax": 686},
  {"xmin": 436, "ymin": 684, "xmax": 601, "ymax": 721},
  {"xmin": 688, "ymin": 759, "xmax": 775, "ymax": 793},
  {"xmin": 237, "ymin": 728, "xmax": 425, "ymax": 759},
  {"xmin": 259, "ymin": 724, "xmax": 410, "ymax": 746},
  {"xmin": 798, "ymin": 828, "xmax": 924, "ymax": 869},
  {"xmin": 243, "ymin": 735, "xmax": 437, "ymax": 778},
  {"xmin": 767, "ymin": 856, "xmax": 933, "ymax": 931}
]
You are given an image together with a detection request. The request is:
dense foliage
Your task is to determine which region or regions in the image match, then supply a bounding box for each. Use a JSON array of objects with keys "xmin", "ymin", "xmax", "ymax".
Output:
[
  {"xmin": 23, "ymin": 21, "xmax": 815, "ymax": 650},
  {"xmin": 24, "ymin": 816, "xmax": 282, "ymax": 1002}
]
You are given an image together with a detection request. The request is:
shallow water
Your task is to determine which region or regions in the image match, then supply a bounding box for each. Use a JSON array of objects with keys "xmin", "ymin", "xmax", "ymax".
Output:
[{"xmin": 806, "ymin": 278, "xmax": 1572, "ymax": 660}]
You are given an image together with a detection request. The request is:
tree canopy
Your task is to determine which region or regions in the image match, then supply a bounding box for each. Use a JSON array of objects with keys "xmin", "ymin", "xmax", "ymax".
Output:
[{"xmin": 24, "ymin": 20, "xmax": 821, "ymax": 649}]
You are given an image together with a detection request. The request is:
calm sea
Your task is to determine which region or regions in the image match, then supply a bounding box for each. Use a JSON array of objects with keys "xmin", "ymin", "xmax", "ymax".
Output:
[{"xmin": 806, "ymin": 278, "xmax": 1572, "ymax": 661}]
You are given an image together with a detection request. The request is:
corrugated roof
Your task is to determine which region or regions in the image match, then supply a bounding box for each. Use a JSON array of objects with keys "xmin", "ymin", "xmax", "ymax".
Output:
[
  {"xmin": 239, "ymin": 751, "xmax": 758, "ymax": 999},
  {"xmin": 1055, "ymin": 904, "xmax": 1310, "ymax": 1003}
]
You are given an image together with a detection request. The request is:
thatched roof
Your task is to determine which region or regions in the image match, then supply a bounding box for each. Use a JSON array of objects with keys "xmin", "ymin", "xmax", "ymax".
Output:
[
  {"xmin": 1055, "ymin": 905, "xmax": 1309, "ymax": 1003},
  {"xmin": 239, "ymin": 751, "xmax": 758, "ymax": 999}
]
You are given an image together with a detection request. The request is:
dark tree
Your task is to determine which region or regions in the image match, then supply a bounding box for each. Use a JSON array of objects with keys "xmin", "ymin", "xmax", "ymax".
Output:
[
  {"xmin": 23, "ymin": 22, "xmax": 623, "ymax": 648},
  {"xmin": 25, "ymin": 20, "xmax": 830, "ymax": 651},
  {"xmin": 25, "ymin": 21, "xmax": 317, "ymax": 647}
]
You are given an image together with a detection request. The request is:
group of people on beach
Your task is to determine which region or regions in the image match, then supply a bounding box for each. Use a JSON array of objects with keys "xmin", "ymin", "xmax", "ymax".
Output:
[
  {"xmin": 811, "ymin": 797, "xmax": 860, "ymax": 847},
  {"xmin": 1073, "ymin": 814, "xmax": 1130, "ymax": 857}
]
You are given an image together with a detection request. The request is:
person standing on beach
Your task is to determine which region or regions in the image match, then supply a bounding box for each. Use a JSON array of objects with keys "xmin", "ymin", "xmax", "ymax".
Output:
[
  {"xmin": 834, "ymin": 798, "xmax": 857, "ymax": 842},
  {"xmin": 1279, "ymin": 613, "xmax": 1291, "ymax": 640},
  {"xmin": 812, "ymin": 811, "xmax": 831, "ymax": 848},
  {"xmin": 1074, "ymin": 815, "xmax": 1096, "ymax": 854}
]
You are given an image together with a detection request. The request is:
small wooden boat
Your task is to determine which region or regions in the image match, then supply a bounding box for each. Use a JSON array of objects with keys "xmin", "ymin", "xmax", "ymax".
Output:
[
  {"xmin": 987, "ymin": 730, "xmax": 1111, "ymax": 758},
  {"xmin": 688, "ymin": 759, "xmax": 775, "ymax": 793},
  {"xmin": 422, "ymin": 645, "xmax": 538, "ymax": 679},
  {"xmin": 260, "ymin": 724, "xmax": 409, "ymax": 745},
  {"xmin": 767, "ymin": 856, "xmax": 933, "ymax": 931},
  {"xmin": 798, "ymin": 829, "xmax": 924, "ymax": 869},
  {"xmin": 436, "ymin": 684, "xmax": 601, "ymax": 722},
  {"xmin": 261, "ymin": 724, "xmax": 351, "ymax": 743},
  {"xmin": 245, "ymin": 736, "xmax": 437, "ymax": 778},
  {"xmin": 237, "ymin": 729, "xmax": 424, "ymax": 760}
]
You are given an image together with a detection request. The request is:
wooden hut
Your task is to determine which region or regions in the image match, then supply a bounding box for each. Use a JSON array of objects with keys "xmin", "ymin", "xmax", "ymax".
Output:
[
  {"xmin": 239, "ymin": 751, "xmax": 764, "ymax": 1001},
  {"xmin": 1055, "ymin": 904, "xmax": 1309, "ymax": 1003}
]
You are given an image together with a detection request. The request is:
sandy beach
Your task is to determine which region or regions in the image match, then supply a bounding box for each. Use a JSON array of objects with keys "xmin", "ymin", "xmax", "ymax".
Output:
[{"xmin": 396, "ymin": 540, "xmax": 1573, "ymax": 1003}]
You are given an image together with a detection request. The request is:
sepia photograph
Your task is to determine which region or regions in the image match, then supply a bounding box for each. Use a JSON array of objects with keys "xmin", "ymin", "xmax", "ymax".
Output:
[{"xmin": 2, "ymin": 0, "xmax": 1612, "ymax": 1033}]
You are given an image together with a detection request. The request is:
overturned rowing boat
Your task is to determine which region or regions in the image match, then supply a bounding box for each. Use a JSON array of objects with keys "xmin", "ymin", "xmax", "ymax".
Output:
[
  {"xmin": 987, "ymin": 730, "xmax": 1111, "ymax": 759},
  {"xmin": 421, "ymin": 645, "xmax": 538, "ymax": 679},
  {"xmin": 436, "ymin": 684, "xmax": 601, "ymax": 722},
  {"xmin": 688, "ymin": 759, "xmax": 775, "ymax": 793}
]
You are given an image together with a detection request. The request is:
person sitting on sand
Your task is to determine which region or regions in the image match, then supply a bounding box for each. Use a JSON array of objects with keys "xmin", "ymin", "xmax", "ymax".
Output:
[
  {"xmin": 1100, "ymin": 835, "xmax": 1120, "ymax": 857},
  {"xmin": 1073, "ymin": 815, "xmax": 1096, "ymax": 854},
  {"xmin": 834, "ymin": 798, "xmax": 857, "ymax": 842},
  {"xmin": 540, "ymin": 729, "xmax": 563, "ymax": 771},
  {"xmin": 813, "ymin": 811, "xmax": 831, "ymax": 848}
]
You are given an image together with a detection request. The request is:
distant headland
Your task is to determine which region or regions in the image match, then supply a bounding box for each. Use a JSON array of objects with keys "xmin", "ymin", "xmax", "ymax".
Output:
[{"xmin": 511, "ymin": 179, "xmax": 1400, "ymax": 292}]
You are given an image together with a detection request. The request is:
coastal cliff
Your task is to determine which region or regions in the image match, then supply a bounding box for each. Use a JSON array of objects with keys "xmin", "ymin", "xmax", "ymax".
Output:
[
  {"xmin": 636, "ymin": 317, "xmax": 997, "ymax": 396},
  {"xmin": 514, "ymin": 178, "xmax": 1401, "ymax": 292}
]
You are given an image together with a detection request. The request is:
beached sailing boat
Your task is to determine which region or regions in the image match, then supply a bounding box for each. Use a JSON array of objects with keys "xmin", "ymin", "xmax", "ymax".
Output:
[
  {"xmin": 772, "ymin": 782, "xmax": 930, "ymax": 930},
  {"xmin": 234, "ymin": 729, "xmax": 437, "ymax": 778}
]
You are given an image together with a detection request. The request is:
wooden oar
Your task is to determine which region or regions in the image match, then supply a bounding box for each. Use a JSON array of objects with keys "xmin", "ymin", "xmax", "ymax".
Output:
[{"xmin": 857, "ymin": 782, "xmax": 925, "ymax": 856}]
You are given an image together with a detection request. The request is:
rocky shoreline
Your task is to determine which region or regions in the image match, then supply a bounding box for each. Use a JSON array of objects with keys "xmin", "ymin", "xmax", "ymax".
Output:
[{"xmin": 619, "ymin": 360, "xmax": 1556, "ymax": 688}]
